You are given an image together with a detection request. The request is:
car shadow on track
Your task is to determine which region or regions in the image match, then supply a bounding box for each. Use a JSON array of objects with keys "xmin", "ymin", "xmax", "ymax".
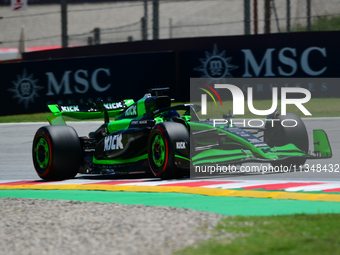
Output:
[{"xmin": 76, "ymin": 168, "xmax": 298, "ymax": 181}]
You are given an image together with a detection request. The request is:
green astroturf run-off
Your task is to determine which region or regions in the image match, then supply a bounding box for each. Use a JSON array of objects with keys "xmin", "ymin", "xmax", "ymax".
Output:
[{"xmin": 2, "ymin": 190, "xmax": 340, "ymax": 216}]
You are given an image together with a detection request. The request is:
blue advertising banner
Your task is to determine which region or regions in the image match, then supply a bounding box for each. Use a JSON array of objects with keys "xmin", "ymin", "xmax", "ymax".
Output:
[
  {"xmin": 2, "ymin": 32, "xmax": 340, "ymax": 116},
  {"xmin": 177, "ymin": 32, "xmax": 340, "ymax": 100},
  {"xmin": 0, "ymin": 52, "xmax": 176, "ymax": 116}
]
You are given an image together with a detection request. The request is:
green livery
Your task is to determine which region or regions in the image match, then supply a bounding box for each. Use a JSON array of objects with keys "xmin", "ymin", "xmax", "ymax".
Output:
[{"xmin": 32, "ymin": 88, "xmax": 332, "ymax": 180}]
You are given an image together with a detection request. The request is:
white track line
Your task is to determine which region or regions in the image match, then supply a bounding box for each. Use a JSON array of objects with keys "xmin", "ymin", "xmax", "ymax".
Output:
[
  {"xmin": 2, "ymin": 179, "xmax": 340, "ymax": 192},
  {"xmin": 285, "ymin": 183, "xmax": 340, "ymax": 192}
]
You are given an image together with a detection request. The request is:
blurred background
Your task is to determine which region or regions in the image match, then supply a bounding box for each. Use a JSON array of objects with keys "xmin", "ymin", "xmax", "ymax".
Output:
[
  {"xmin": 1, "ymin": 0, "xmax": 339, "ymax": 115},
  {"xmin": 1, "ymin": 0, "xmax": 340, "ymax": 51}
]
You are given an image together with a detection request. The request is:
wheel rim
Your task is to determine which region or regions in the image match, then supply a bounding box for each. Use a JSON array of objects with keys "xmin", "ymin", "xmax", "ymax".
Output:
[
  {"xmin": 152, "ymin": 134, "xmax": 166, "ymax": 168},
  {"xmin": 36, "ymin": 137, "xmax": 50, "ymax": 169}
]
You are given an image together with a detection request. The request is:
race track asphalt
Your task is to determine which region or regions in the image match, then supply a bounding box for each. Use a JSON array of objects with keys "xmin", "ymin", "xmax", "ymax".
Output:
[{"xmin": 1, "ymin": 118, "xmax": 340, "ymax": 216}]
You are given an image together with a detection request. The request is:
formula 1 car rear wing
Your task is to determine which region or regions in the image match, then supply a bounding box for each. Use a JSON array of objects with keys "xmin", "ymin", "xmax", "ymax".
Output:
[{"xmin": 46, "ymin": 99, "xmax": 134, "ymax": 125}]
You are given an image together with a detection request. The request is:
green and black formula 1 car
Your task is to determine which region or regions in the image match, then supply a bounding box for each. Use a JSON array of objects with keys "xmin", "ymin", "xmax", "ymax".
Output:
[{"xmin": 32, "ymin": 88, "xmax": 332, "ymax": 180}]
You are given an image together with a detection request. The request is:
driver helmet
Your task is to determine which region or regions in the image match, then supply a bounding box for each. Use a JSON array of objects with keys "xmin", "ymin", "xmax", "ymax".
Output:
[{"xmin": 160, "ymin": 110, "xmax": 180, "ymax": 120}]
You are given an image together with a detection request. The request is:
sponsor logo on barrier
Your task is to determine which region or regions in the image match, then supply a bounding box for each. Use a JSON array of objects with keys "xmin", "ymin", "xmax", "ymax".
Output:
[
  {"xmin": 194, "ymin": 44, "xmax": 238, "ymax": 78},
  {"xmin": 8, "ymin": 69, "xmax": 43, "ymax": 108},
  {"xmin": 242, "ymin": 47, "xmax": 327, "ymax": 77},
  {"xmin": 104, "ymin": 134, "xmax": 124, "ymax": 151},
  {"xmin": 45, "ymin": 68, "xmax": 111, "ymax": 96},
  {"xmin": 194, "ymin": 45, "xmax": 327, "ymax": 78}
]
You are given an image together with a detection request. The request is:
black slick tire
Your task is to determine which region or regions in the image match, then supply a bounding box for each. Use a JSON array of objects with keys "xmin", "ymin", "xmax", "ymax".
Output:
[
  {"xmin": 265, "ymin": 112, "xmax": 308, "ymax": 168},
  {"xmin": 32, "ymin": 125, "xmax": 82, "ymax": 181},
  {"xmin": 148, "ymin": 122, "xmax": 189, "ymax": 179}
]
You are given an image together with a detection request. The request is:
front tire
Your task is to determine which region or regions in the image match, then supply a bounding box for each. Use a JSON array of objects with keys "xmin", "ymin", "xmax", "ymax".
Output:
[
  {"xmin": 32, "ymin": 126, "xmax": 82, "ymax": 181},
  {"xmin": 148, "ymin": 122, "xmax": 189, "ymax": 179},
  {"xmin": 264, "ymin": 112, "xmax": 308, "ymax": 168}
]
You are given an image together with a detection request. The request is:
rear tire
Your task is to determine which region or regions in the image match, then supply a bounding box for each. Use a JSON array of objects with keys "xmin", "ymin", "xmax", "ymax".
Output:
[
  {"xmin": 264, "ymin": 112, "xmax": 308, "ymax": 168},
  {"xmin": 148, "ymin": 122, "xmax": 189, "ymax": 179},
  {"xmin": 32, "ymin": 126, "xmax": 82, "ymax": 180}
]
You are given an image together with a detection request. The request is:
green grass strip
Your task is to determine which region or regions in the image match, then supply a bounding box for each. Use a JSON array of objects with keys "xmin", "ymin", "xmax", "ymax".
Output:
[
  {"xmin": 176, "ymin": 213, "xmax": 340, "ymax": 255},
  {"xmin": 2, "ymin": 190, "xmax": 340, "ymax": 216}
]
